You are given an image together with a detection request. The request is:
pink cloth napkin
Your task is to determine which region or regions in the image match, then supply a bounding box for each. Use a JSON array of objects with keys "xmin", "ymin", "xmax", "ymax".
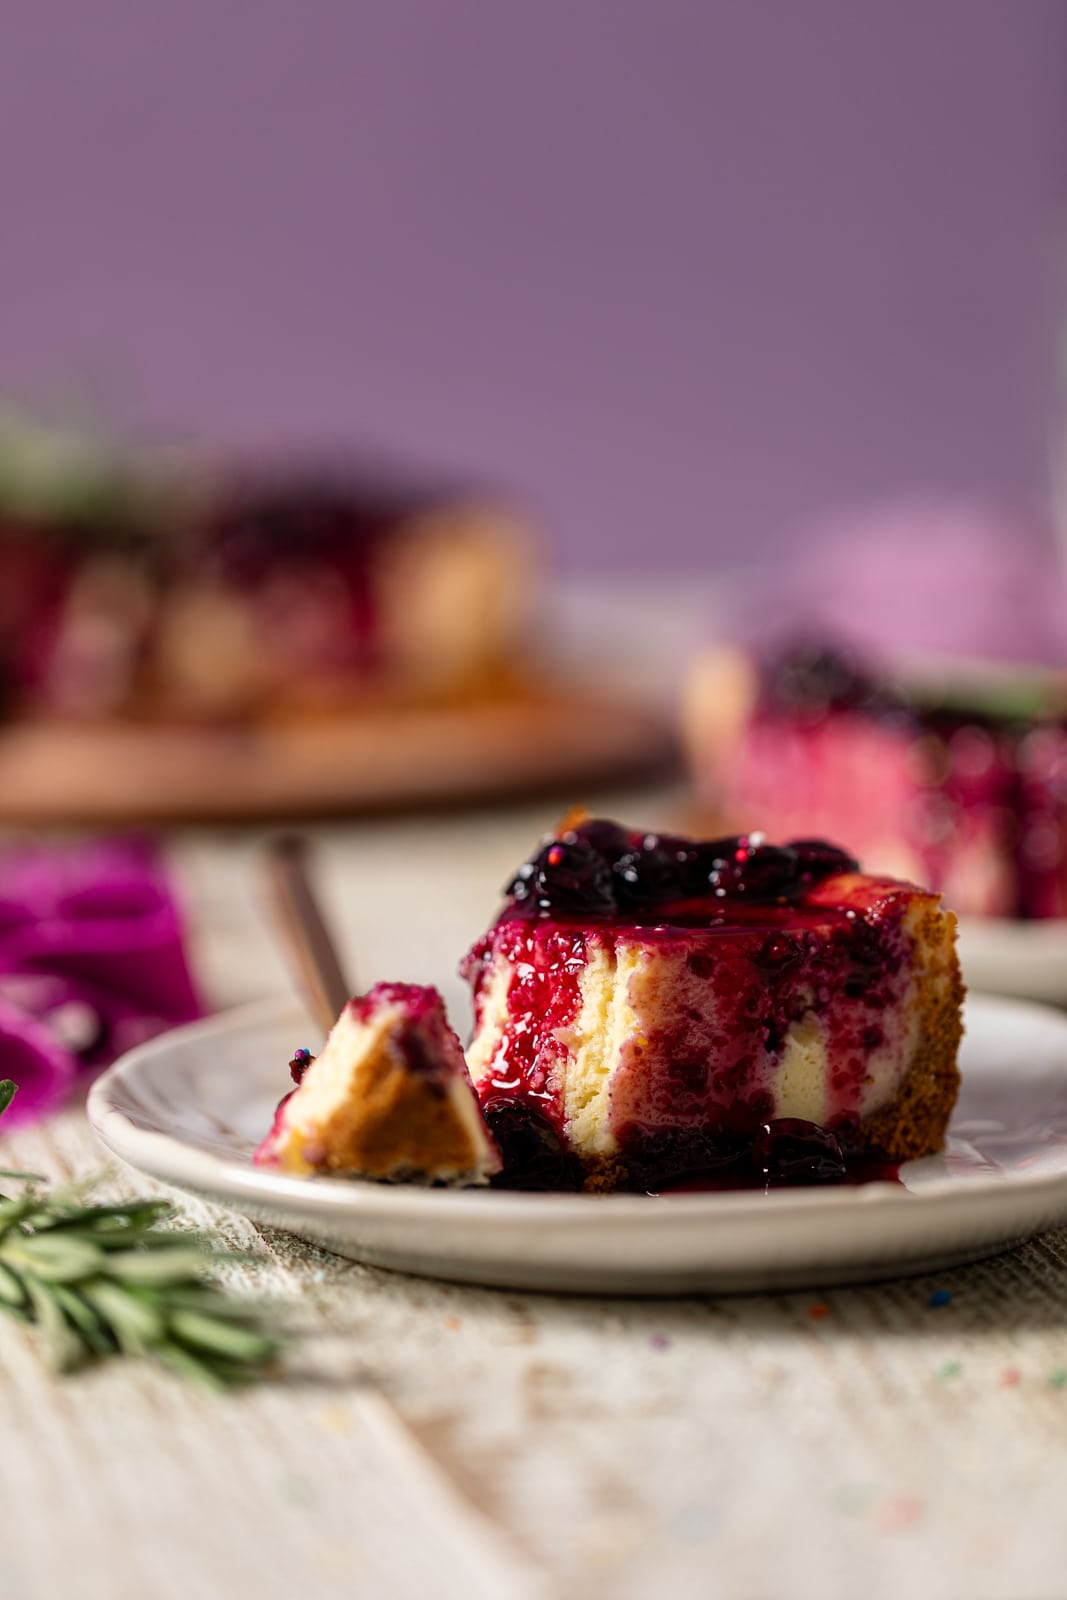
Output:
[{"xmin": 0, "ymin": 838, "xmax": 203, "ymax": 1126}]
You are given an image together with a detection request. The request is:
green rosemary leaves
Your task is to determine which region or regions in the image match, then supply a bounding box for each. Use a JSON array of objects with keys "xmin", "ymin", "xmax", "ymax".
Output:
[{"xmin": 0, "ymin": 1080, "xmax": 280, "ymax": 1386}]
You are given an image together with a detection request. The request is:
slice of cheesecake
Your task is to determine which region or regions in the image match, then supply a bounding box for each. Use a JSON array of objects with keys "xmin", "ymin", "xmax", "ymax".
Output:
[
  {"xmin": 255, "ymin": 982, "xmax": 500, "ymax": 1183},
  {"xmin": 682, "ymin": 641, "xmax": 1067, "ymax": 920},
  {"xmin": 461, "ymin": 817, "xmax": 964, "ymax": 1191}
]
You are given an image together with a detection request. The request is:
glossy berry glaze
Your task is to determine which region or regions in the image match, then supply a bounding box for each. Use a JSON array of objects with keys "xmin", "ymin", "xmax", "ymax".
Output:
[
  {"xmin": 649, "ymin": 1119, "xmax": 901, "ymax": 1194},
  {"xmin": 462, "ymin": 818, "xmax": 926, "ymax": 1193}
]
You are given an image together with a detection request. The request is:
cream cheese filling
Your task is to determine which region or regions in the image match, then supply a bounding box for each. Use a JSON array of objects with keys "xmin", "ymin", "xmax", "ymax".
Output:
[
  {"xmin": 467, "ymin": 925, "xmax": 938, "ymax": 1163},
  {"xmin": 462, "ymin": 892, "xmax": 962, "ymax": 1168},
  {"xmin": 558, "ymin": 942, "xmax": 643, "ymax": 1160},
  {"xmin": 465, "ymin": 959, "xmax": 514, "ymax": 1088},
  {"xmin": 275, "ymin": 1002, "xmax": 400, "ymax": 1169}
]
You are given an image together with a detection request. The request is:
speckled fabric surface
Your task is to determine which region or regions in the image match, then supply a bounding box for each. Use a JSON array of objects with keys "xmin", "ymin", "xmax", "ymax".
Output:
[{"xmin": 3, "ymin": 798, "xmax": 1066, "ymax": 1600}]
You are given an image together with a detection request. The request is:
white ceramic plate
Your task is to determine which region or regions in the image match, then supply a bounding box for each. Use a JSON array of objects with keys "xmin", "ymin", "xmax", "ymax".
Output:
[
  {"xmin": 88, "ymin": 993, "xmax": 1067, "ymax": 1295},
  {"xmin": 957, "ymin": 917, "xmax": 1067, "ymax": 1005}
]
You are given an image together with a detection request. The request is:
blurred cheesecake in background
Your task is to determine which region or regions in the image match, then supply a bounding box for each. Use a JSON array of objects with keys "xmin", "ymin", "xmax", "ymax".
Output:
[
  {"xmin": 0, "ymin": 409, "xmax": 675, "ymax": 822},
  {"xmin": 683, "ymin": 500, "xmax": 1067, "ymax": 921},
  {"xmin": 0, "ymin": 412, "xmax": 537, "ymax": 722}
]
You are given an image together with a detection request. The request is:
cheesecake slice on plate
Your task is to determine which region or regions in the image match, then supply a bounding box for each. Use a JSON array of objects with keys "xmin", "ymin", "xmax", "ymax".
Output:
[
  {"xmin": 462, "ymin": 817, "xmax": 964, "ymax": 1191},
  {"xmin": 256, "ymin": 821, "xmax": 964, "ymax": 1195}
]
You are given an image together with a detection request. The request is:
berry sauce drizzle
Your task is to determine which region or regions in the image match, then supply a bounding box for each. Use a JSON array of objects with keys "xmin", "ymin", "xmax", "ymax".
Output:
[
  {"xmin": 482, "ymin": 1102, "xmax": 900, "ymax": 1194},
  {"xmin": 647, "ymin": 1118, "xmax": 901, "ymax": 1194},
  {"xmin": 503, "ymin": 819, "xmax": 860, "ymax": 918}
]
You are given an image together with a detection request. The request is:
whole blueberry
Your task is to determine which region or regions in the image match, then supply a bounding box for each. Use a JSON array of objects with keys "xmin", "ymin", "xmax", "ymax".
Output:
[
  {"xmin": 563, "ymin": 818, "xmax": 635, "ymax": 860},
  {"xmin": 508, "ymin": 838, "xmax": 617, "ymax": 914},
  {"xmin": 482, "ymin": 1099, "xmax": 584, "ymax": 1191},
  {"xmin": 678, "ymin": 836, "xmax": 742, "ymax": 895},
  {"xmin": 289, "ymin": 1046, "xmax": 314, "ymax": 1086},
  {"xmin": 506, "ymin": 860, "xmax": 540, "ymax": 903},
  {"xmin": 764, "ymin": 644, "xmax": 876, "ymax": 715},
  {"xmin": 711, "ymin": 839, "xmax": 801, "ymax": 901},
  {"xmin": 612, "ymin": 834, "xmax": 688, "ymax": 906}
]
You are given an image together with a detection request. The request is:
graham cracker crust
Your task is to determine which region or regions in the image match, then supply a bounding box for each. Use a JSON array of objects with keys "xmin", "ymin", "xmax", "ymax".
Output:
[
  {"xmin": 315, "ymin": 1053, "xmax": 486, "ymax": 1180},
  {"xmin": 857, "ymin": 903, "xmax": 965, "ymax": 1162}
]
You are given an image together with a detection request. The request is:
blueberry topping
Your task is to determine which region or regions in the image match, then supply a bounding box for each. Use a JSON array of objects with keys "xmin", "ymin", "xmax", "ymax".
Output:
[
  {"xmin": 753, "ymin": 1118, "xmax": 847, "ymax": 1183},
  {"xmin": 762, "ymin": 643, "xmax": 890, "ymax": 716},
  {"xmin": 710, "ymin": 839, "xmax": 800, "ymax": 902},
  {"xmin": 482, "ymin": 1099, "xmax": 584, "ymax": 1191},
  {"xmin": 506, "ymin": 839, "xmax": 616, "ymax": 914},
  {"xmin": 613, "ymin": 836, "xmax": 689, "ymax": 905},
  {"xmin": 788, "ymin": 839, "xmax": 860, "ymax": 878},
  {"xmin": 505, "ymin": 860, "xmax": 540, "ymax": 903},
  {"xmin": 617, "ymin": 1125, "xmax": 749, "ymax": 1191},
  {"xmin": 676, "ymin": 837, "xmax": 737, "ymax": 895},
  {"xmin": 502, "ymin": 820, "xmax": 859, "ymax": 916},
  {"xmin": 289, "ymin": 1046, "xmax": 314, "ymax": 1086},
  {"xmin": 561, "ymin": 818, "xmax": 634, "ymax": 859}
]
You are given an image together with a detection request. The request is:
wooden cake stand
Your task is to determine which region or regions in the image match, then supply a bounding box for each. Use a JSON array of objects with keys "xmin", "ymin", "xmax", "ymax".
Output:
[{"xmin": 0, "ymin": 684, "xmax": 675, "ymax": 824}]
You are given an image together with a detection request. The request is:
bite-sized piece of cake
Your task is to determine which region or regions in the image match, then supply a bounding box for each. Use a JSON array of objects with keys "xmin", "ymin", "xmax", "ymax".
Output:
[
  {"xmin": 255, "ymin": 982, "xmax": 501, "ymax": 1183},
  {"xmin": 461, "ymin": 817, "xmax": 964, "ymax": 1192},
  {"xmin": 683, "ymin": 641, "xmax": 1067, "ymax": 920}
]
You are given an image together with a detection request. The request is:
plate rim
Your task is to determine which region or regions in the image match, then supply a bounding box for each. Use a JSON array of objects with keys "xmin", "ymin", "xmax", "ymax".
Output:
[{"xmin": 86, "ymin": 991, "xmax": 1067, "ymax": 1229}]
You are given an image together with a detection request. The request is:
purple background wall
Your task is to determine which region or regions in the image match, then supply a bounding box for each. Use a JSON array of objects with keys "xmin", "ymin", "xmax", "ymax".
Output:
[{"xmin": 0, "ymin": 1, "xmax": 1063, "ymax": 571}]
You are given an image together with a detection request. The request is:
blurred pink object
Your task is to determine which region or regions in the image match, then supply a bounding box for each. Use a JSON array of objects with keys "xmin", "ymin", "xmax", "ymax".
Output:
[
  {"xmin": 0, "ymin": 838, "xmax": 202, "ymax": 1127},
  {"xmin": 684, "ymin": 500, "xmax": 1067, "ymax": 918},
  {"xmin": 767, "ymin": 499, "xmax": 1067, "ymax": 667}
]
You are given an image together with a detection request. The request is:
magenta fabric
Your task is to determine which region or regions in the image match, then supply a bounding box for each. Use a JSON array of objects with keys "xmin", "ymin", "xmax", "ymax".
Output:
[{"xmin": 0, "ymin": 839, "xmax": 203, "ymax": 1126}]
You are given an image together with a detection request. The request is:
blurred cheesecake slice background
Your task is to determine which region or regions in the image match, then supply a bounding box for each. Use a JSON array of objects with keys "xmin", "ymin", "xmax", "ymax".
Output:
[
  {"xmin": 0, "ymin": 409, "xmax": 540, "ymax": 723},
  {"xmin": 682, "ymin": 498, "xmax": 1067, "ymax": 923}
]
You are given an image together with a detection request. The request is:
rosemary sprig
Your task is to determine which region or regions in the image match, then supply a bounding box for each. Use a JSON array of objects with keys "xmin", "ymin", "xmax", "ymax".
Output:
[{"xmin": 0, "ymin": 1080, "xmax": 281, "ymax": 1387}]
